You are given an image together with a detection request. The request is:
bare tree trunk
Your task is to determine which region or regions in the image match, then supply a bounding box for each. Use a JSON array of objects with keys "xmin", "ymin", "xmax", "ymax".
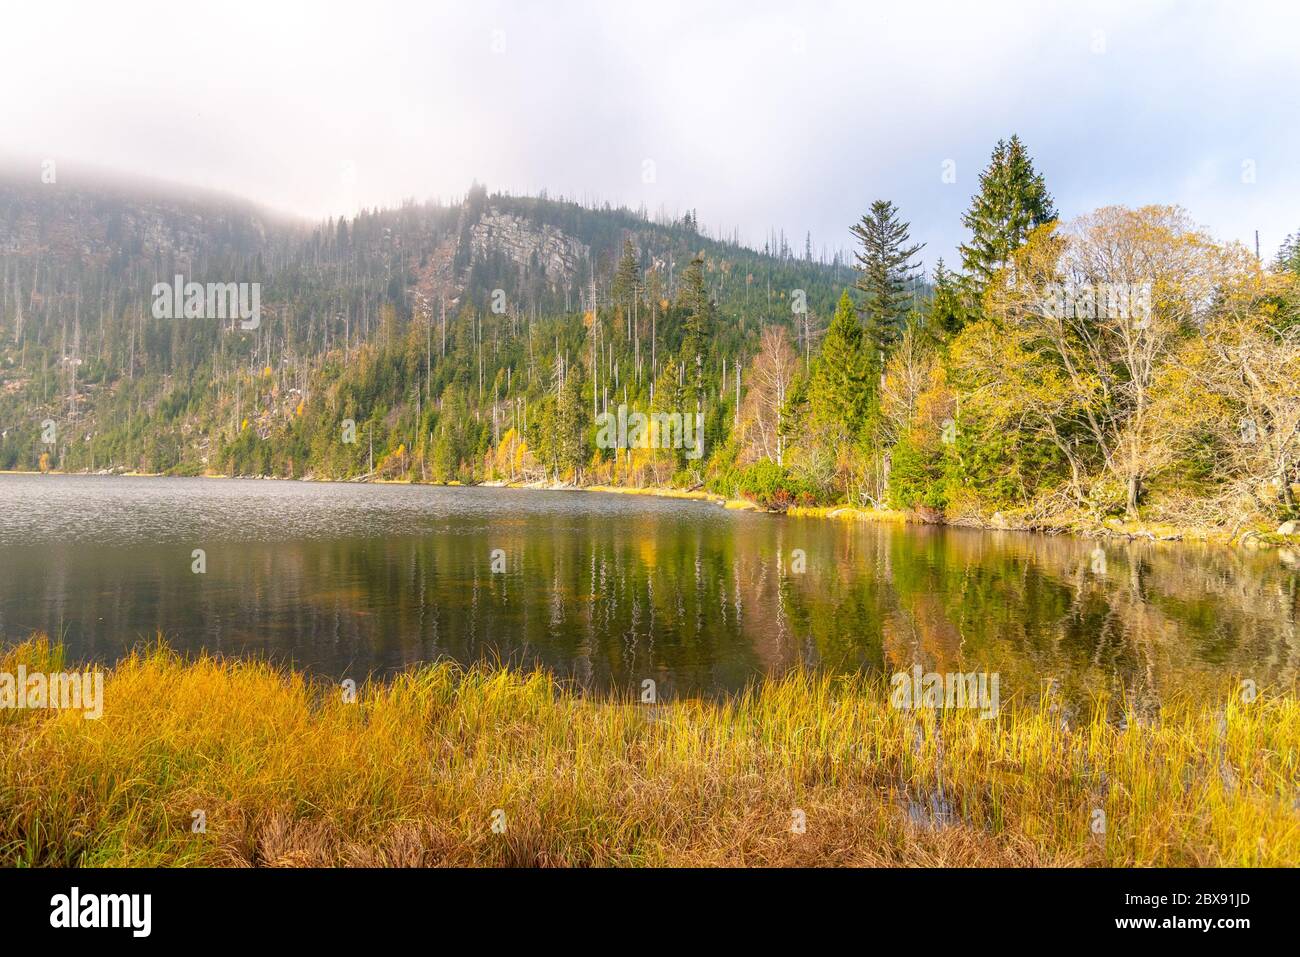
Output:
[{"xmin": 1279, "ymin": 466, "xmax": 1297, "ymax": 510}]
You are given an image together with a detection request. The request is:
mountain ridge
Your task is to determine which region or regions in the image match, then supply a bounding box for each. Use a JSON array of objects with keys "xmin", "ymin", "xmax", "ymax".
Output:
[{"xmin": 0, "ymin": 169, "xmax": 854, "ymax": 477}]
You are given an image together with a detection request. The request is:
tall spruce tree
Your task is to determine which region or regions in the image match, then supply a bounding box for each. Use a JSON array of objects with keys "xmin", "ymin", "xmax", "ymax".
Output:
[
  {"xmin": 612, "ymin": 238, "xmax": 640, "ymax": 309},
  {"xmin": 1274, "ymin": 230, "xmax": 1300, "ymax": 275},
  {"xmin": 554, "ymin": 369, "xmax": 586, "ymax": 480},
  {"xmin": 809, "ymin": 290, "xmax": 873, "ymax": 437},
  {"xmin": 850, "ymin": 199, "xmax": 924, "ymax": 369},
  {"xmin": 678, "ymin": 256, "xmax": 713, "ymax": 401},
  {"xmin": 958, "ymin": 135, "xmax": 1057, "ymax": 295},
  {"xmin": 925, "ymin": 258, "xmax": 967, "ymax": 339}
]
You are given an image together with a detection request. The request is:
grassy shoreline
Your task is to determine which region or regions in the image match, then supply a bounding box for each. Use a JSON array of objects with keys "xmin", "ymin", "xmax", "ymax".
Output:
[{"xmin": 2, "ymin": 637, "xmax": 1296, "ymax": 867}]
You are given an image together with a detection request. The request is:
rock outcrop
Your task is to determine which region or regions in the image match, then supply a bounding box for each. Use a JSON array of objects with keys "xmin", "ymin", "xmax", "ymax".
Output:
[{"xmin": 469, "ymin": 208, "xmax": 588, "ymax": 286}]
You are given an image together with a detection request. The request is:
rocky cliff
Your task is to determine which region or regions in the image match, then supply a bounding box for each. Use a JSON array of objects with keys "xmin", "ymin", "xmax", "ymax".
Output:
[{"xmin": 469, "ymin": 208, "xmax": 589, "ymax": 285}]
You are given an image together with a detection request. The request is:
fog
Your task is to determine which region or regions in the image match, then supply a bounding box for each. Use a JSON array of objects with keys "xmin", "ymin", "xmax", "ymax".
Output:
[{"xmin": 2, "ymin": 0, "xmax": 1297, "ymax": 266}]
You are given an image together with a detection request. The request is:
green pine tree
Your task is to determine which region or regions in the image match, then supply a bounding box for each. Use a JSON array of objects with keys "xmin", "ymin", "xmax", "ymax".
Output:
[
  {"xmin": 808, "ymin": 290, "xmax": 873, "ymax": 437},
  {"xmin": 850, "ymin": 199, "xmax": 924, "ymax": 369},
  {"xmin": 652, "ymin": 356, "xmax": 688, "ymax": 469},
  {"xmin": 677, "ymin": 256, "xmax": 713, "ymax": 400},
  {"xmin": 554, "ymin": 369, "xmax": 586, "ymax": 480},
  {"xmin": 958, "ymin": 135, "xmax": 1057, "ymax": 296},
  {"xmin": 430, "ymin": 384, "xmax": 468, "ymax": 481},
  {"xmin": 925, "ymin": 258, "xmax": 967, "ymax": 339},
  {"xmin": 778, "ymin": 373, "xmax": 810, "ymax": 452},
  {"xmin": 612, "ymin": 238, "xmax": 640, "ymax": 310},
  {"xmin": 1274, "ymin": 230, "xmax": 1300, "ymax": 275}
]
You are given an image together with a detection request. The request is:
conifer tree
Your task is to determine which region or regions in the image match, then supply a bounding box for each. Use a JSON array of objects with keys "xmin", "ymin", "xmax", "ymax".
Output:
[
  {"xmin": 678, "ymin": 256, "xmax": 713, "ymax": 400},
  {"xmin": 958, "ymin": 135, "xmax": 1057, "ymax": 295},
  {"xmin": 1274, "ymin": 230, "xmax": 1300, "ymax": 275},
  {"xmin": 809, "ymin": 290, "xmax": 872, "ymax": 436},
  {"xmin": 652, "ymin": 356, "xmax": 688, "ymax": 469},
  {"xmin": 554, "ymin": 369, "xmax": 586, "ymax": 480},
  {"xmin": 779, "ymin": 374, "xmax": 810, "ymax": 454},
  {"xmin": 925, "ymin": 259, "xmax": 967, "ymax": 339},
  {"xmin": 653, "ymin": 355, "xmax": 685, "ymax": 411},
  {"xmin": 612, "ymin": 238, "xmax": 640, "ymax": 310},
  {"xmin": 850, "ymin": 199, "xmax": 924, "ymax": 368}
]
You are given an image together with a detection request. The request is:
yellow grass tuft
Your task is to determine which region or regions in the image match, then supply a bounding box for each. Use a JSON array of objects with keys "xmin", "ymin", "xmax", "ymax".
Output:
[{"xmin": 1, "ymin": 637, "xmax": 1296, "ymax": 867}]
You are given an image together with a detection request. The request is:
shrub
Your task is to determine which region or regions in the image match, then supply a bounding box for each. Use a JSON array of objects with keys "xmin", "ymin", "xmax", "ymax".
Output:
[
  {"xmin": 736, "ymin": 460, "xmax": 816, "ymax": 511},
  {"xmin": 887, "ymin": 432, "xmax": 948, "ymax": 511}
]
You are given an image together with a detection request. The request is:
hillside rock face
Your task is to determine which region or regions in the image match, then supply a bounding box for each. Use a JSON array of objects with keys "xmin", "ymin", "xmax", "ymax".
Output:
[{"xmin": 469, "ymin": 208, "xmax": 588, "ymax": 286}]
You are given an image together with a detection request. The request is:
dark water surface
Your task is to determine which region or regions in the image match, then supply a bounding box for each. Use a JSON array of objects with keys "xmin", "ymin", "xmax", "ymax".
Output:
[{"xmin": 1, "ymin": 475, "xmax": 1296, "ymax": 702}]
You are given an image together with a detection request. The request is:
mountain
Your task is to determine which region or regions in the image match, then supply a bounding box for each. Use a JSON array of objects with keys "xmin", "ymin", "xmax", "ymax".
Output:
[{"xmin": 0, "ymin": 168, "xmax": 854, "ymax": 478}]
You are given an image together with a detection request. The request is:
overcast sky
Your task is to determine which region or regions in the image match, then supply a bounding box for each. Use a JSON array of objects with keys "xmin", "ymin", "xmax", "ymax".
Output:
[{"xmin": 2, "ymin": 0, "xmax": 1297, "ymax": 269}]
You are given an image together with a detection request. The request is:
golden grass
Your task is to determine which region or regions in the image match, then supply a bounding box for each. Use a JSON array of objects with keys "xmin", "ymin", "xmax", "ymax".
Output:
[
  {"xmin": 584, "ymin": 484, "xmax": 721, "ymax": 502},
  {"xmin": 785, "ymin": 504, "xmax": 912, "ymax": 523},
  {"xmin": 1, "ymin": 636, "xmax": 1296, "ymax": 867}
]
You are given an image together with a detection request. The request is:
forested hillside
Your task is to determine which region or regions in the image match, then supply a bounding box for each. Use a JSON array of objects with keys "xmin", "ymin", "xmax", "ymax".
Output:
[
  {"xmin": 0, "ymin": 171, "xmax": 846, "ymax": 475},
  {"xmin": 2, "ymin": 138, "xmax": 1298, "ymax": 535}
]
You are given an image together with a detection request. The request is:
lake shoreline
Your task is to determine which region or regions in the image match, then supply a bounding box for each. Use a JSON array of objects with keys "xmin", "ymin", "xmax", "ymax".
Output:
[{"xmin": 6, "ymin": 467, "xmax": 1297, "ymax": 552}]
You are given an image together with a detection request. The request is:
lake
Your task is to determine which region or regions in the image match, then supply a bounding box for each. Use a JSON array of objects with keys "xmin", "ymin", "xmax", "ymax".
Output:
[{"xmin": 1, "ymin": 475, "xmax": 1296, "ymax": 707}]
